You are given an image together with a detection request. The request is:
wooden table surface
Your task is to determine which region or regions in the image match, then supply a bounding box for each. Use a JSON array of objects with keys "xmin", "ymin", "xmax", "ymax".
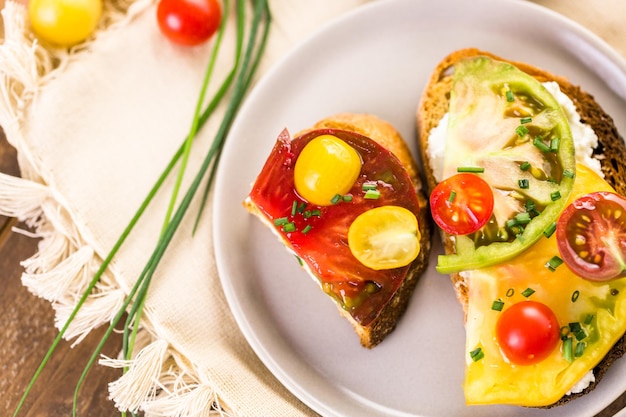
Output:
[
  {"xmin": 1, "ymin": 1, "xmax": 626, "ymax": 416},
  {"xmin": 0, "ymin": 129, "xmax": 125, "ymax": 416}
]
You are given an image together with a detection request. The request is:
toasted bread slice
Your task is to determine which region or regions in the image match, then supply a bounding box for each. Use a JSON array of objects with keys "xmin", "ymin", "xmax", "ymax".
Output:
[
  {"xmin": 245, "ymin": 113, "xmax": 430, "ymax": 348},
  {"xmin": 416, "ymin": 48, "xmax": 626, "ymax": 406}
]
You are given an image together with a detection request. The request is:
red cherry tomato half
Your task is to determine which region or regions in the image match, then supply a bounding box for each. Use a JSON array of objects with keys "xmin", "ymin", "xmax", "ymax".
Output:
[
  {"xmin": 156, "ymin": 0, "xmax": 222, "ymax": 46},
  {"xmin": 429, "ymin": 173, "xmax": 494, "ymax": 235},
  {"xmin": 496, "ymin": 301, "xmax": 560, "ymax": 366},
  {"xmin": 557, "ymin": 191, "xmax": 626, "ymax": 282}
]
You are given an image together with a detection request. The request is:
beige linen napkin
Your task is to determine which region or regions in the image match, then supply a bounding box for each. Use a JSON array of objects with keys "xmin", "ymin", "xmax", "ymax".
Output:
[{"xmin": 0, "ymin": 1, "xmax": 369, "ymax": 416}]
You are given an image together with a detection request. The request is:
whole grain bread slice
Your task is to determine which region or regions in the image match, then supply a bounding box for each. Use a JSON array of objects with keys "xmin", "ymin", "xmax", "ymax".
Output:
[
  {"xmin": 245, "ymin": 113, "xmax": 431, "ymax": 348},
  {"xmin": 416, "ymin": 47, "xmax": 626, "ymax": 406}
]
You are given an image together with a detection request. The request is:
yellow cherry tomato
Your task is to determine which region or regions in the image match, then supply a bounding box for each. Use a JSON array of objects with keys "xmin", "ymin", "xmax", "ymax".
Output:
[
  {"xmin": 294, "ymin": 135, "xmax": 361, "ymax": 206},
  {"xmin": 29, "ymin": 0, "xmax": 103, "ymax": 47},
  {"xmin": 348, "ymin": 206, "xmax": 421, "ymax": 270}
]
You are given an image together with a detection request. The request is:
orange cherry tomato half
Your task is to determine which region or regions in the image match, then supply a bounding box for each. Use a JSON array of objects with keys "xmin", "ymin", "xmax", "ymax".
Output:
[
  {"xmin": 557, "ymin": 191, "xmax": 626, "ymax": 282},
  {"xmin": 429, "ymin": 173, "xmax": 494, "ymax": 235},
  {"xmin": 496, "ymin": 301, "xmax": 560, "ymax": 366},
  {"xmin": 156, "ymin": 0, "xmax": 222, "ymax": 46}
]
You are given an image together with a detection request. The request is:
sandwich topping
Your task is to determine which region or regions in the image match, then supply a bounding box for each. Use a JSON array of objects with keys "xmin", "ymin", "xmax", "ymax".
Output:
[
  {"xmin": 434, "ymin": 56, "xmax": 576, "ymax": 274},
  {"xmin": 464, "ymin": 164, "xmax": 626, "ymax": 406},
  {"xmin": 247, "ymin": 128, "xmax": 421, "ymax": 326},
  {"xmin": 428, "ymin": 55, "xmax": 626, "ymax": 406}
]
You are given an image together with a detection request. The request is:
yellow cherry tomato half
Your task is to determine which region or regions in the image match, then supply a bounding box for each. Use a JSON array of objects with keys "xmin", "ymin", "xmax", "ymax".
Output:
[
  {"xmin": 29, "ymin": 0, "xmax": 103, "ymax": 47},
  {"xmin": 294, "ymin": 134, "xmax": 362, "ymax": 206},
  {"xmin": 348, "ymin": 206, "xmax": 421, "ymax": 270}
]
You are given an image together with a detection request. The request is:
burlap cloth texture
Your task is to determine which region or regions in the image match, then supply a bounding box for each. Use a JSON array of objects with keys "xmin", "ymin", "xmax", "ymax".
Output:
[{"xmin": 0, "ymin": 0, "xmax": 625, "ymax": 416}]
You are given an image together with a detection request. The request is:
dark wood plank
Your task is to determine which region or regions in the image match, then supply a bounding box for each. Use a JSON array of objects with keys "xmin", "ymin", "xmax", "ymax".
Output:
[
  {"xmin": 0, "ymin": 128, "xmax": 124, "ymax": 416},
  {"xmin": 598, "ymin": 391, "xmax": 626, "ymax": 417}
]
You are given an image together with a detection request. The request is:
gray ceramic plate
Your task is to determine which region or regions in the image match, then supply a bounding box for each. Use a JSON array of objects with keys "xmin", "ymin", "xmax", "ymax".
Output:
[{"xmin": 214, "ymin": 0, "xmax": 626, "ymax": 415}]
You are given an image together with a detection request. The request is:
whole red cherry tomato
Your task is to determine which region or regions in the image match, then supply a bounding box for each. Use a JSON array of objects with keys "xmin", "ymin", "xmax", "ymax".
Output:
[
  {"xmin": 156, "ymin": 0, "xmax": 222, "ymax": 46},
  {"xmin": 496, "ymin": 301, "xmax": 560, "ymax": 365},
  {"xmin": 430, "ymin": 173, "xmax": 494, "ymax": 235}
]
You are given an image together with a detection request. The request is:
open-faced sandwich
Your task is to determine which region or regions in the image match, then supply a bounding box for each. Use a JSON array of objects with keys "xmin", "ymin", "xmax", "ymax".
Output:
[
  {"xmin": 417, "ymin": 48, "xmax": 626, "ymax": 407},
  {"xmin": 244, "ymin": 113, "xmax": 431, "ymax": 348}
]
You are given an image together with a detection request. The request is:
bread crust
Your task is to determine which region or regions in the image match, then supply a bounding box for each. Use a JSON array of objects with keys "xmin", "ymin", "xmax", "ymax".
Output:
[
  {"xmin": 416, "ymin": 48, "xmax": 626, "ymax": 406},
  {"xmin": 247, "ymin": 113, "xmax": 431, "ymax": 348}
]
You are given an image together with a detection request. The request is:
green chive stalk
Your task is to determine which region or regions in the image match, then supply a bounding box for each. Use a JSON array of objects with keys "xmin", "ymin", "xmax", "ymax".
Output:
[
  {"xmin": 13, "ymin": 0, "xmax": 272, "ymax": 416},
  {"xmin": 70, "ymin": 1, "xmax": 272, "ymax": 416},
  {"xmin": 123, "ymin": 0, "xmax": 235, "ymax": 380}
]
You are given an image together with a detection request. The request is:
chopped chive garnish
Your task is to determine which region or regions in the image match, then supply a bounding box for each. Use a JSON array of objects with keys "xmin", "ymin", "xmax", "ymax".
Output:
[
  {"xmin": 521, "ymin": 287, "xmax": 535, "ymax": 298},
  {"xmin": 563, "ymin": 337, "xmax": 574, "ymax": 362},
  {"xmin": 298, "ymin": 202, "xmax": 307, "ymax": 213},
  {"xmin": 295, "ymin": 255, "xmax": 303, "ymax": 266},
  {"xmin": 302, "ymin": 225, "xmax": 312, "ymax": 234},
  {"xmin": 470, "ymin": 347, "xmax": 484, "ymax": 362},
  {"xmin": 518, "ymin": 179, "xmax": 529, "ymax": 189},
  {"xmin": 283, "ymin": 222, "xmax": 296, "ymax": 233},
  {"xmin": 571, "ymin": 290, "xmax": 580, "ymax": 302},
  {"xmin": 457, "ymin": 166, "xmax": 485, "ymax": 173},
  {"xmin": 520, "ymin": 117, "xmax": 532, "ymax": 124},
  {"xmin": 550, "ymin": 138, "xmax": 560, "ymax": 152},
  {"xmin": 520, "ymin": 161, "xmax": 531, "ymax": 171},
  {"xmin": 564, "ymin": 169, "xmax": 575, "ymax": 179},
  {"xmin": 303, "ymin": 210, "xmax": 312, "ymax": 218},
  {"xmin": 362, "ymin": 182, "xmax": 377, "ymax": 191},
  {"xmin": 273, "ymin": 217, "xmax": 288, "ymax": 226},
  {"xmin": 574, "ymin": 329, "xmax": 587, "ymax": 341},
  {"xmin": 569, "ymin": 322, "xmax": 582, "ymax": 333},
  {"xmin": 311, "ymin": 209, "xmax": 321, "ymax": 217},
  {"xmin": 515, "ymin": 212, "xmax": 531, "ymax": 224},
  {"xmin": 575, "ymin": 341, "xmax": 586, "ymax": 357},
  {"xmin": 448, "ymin": 190, "xmax": 457, "ymax": 203},
  {"xmin": 491, "ymin": 299, "xmax": 505, "ymax": 311},
  {"xmin": 546, "ymin": 255, "xmax": 564, "ymax": 271},
  {"xmin": 525, "ymin": 199, "xmax": 536, "ymax": 212},
  {"xmin": 533, "ymin": 137, "xmax": 551, "ymax": 152},
  {"xmin": 342, "ymin": 194, "xmax": 353, "ymax": 202},
  {"xmin": 506, "ymin": 218, "xmax": 518, "ymax": 229},
  {"xmin": 551, "ymin": 191, "xmax": 561, "ymax": 201},
  {"xmin": 364, "ymin": 189, "xmax": 381, "ymax": 199},
  {"xmin": 506, "ymin": 90, "xmax": 514, "ymax": 102},
  {"xmin": 291, "ymin": 200, "xmax": 298, "ymax": 216},
  {"xmin": 330, "ymin": 194, "xmax": 342, "ymax": 205},
  {"xmin": 516, "ymin": 125, "xmax": 529, "ymax": 137},
  {"xmin": 584, "ymin": 314, "xmax": 594, "ymax": 325},
  {"xmin": 506, "ymin": 288, "xmax": 515, "ymax": 297},
  {"xmin": 544, "ymin": 222, "xmax": 557, "ymax": 238}
]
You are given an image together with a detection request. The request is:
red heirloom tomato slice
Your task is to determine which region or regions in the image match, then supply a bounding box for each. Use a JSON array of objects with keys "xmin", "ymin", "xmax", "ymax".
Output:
[
  {"xmin": 247, "ymin": 129, "xmax": 421, "ymax": 326},
  {"xmin": 430, "ymin": 173, "xmax": 494, "ymax": 235},
  {"xmin": 557, "ymin": 191, "xmax": 626, "ymax": 282},
  {"xmin": 496, "ymin": 301, "xmax": 560, "ymax": 366},
  {"xmin": 157, "ymin": 0, "xmax": 222, "ymax": 46}
]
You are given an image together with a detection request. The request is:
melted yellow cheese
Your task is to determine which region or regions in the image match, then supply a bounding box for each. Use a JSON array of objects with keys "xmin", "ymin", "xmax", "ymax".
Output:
[{"xmin": 464, "ymin": 164, "xmax": 626, "ymax": 406}]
